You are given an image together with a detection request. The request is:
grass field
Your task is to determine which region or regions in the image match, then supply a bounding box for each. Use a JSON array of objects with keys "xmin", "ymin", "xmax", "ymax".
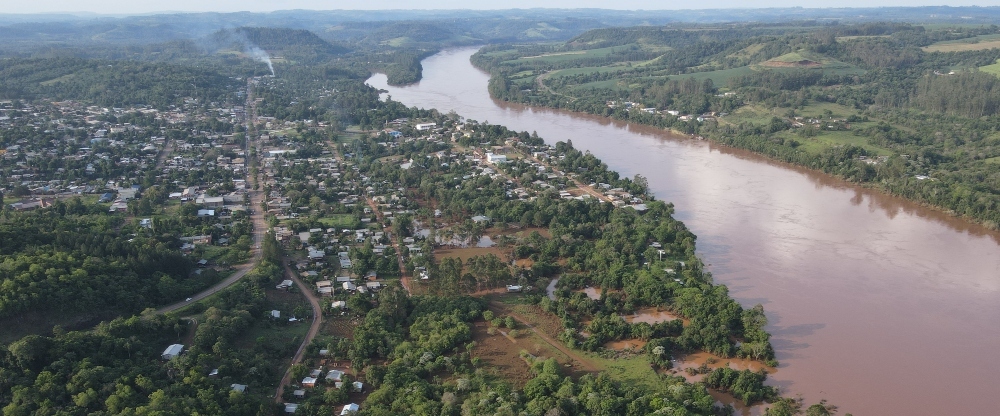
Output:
[
  {"xmin": 318, "ymin": 213, "xmax": 357, "ymax": 229},
  {"xmin": 780, "ymin": 130, "xmax": 891, "ymax": 156},
  {"xmin": 923, "ymin": 34, "xmax": 1000, "ymax": 52},
  {"xmin": 723, "ymin": 106, "xmax": 777, "ymax": 125},
  {"xmin": 588, "ymin": 354, "xmax": 665, "ymax": 392},
  {"xmin": 725, "ymin": 42, "xmax": 766, "ymax": 60},
  {"xmin": 795, "ymin": 101, "xmax": 864, "ymax": 119},
  {"xmin": 571, "ymin": 78, "xmax": 627, "ymax": 91},
  {"xmin": 510, "ymin": 45, "xmax": 629, "ymax": 65},
  {"xmin": 979, "ymin": 59, "xmax": 1000, "ymax": 77},
  {"xmin": 765, "ymin": 50, "xmax": 830, "ymax": 64},
  {"xmin": 723, "ymin": 103, "xmax": 891, "ymax": 156},
  {"xmin": 549, "ymin": 65, "xmax": 629, "ymax": 78},
  {"xmin": 40, "ymin": 73, "xmax": 76, "ymax": 86}
]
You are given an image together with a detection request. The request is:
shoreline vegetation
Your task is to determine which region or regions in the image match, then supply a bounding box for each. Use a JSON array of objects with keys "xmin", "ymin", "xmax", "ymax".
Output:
[{"xmin": 468, "ymin": 22, "xmax": 1000, "ymax": 231}]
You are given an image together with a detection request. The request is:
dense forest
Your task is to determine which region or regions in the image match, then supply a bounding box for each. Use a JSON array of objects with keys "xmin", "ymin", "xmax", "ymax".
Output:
[{"xmin": 0, "ymin": 201, "xmax": 203, "ymax": 319}]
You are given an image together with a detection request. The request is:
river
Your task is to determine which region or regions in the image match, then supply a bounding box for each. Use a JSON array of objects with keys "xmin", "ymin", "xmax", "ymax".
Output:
[{"xmin": 366, "ymin": 47, "xmax": 1000, "ymax": 415}]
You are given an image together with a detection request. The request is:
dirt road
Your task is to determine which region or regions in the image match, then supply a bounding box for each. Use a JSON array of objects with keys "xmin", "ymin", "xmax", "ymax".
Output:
[
  {"xmin": 492, "ymin": 301, "xmax": 600, "ymax": 373},
  {"xmin": 273, "ymin": 260, "xmax": 324, "ymax": 402}
]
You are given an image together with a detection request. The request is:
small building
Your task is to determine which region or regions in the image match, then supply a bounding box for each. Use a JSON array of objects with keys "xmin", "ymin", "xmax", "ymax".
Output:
[
  {"xmin": 284, "ymin": 403, "xmax": 299, "ymax": 413},
  {"xmin": 486, "ymin": 153, "xmax": 507, "ymax": 163},
  {"xmin": 200, "ymin": 196, "xmax": 224, "ymax": 207},
  {"xmin": 506, "ymin": 285, "xmax": 523, "ymax": 293},
  {"xmin": 231, "ymin": 384, "xmax": 247, "ymax": 393},
  {"xmin": 276, "ymin": 279, "xmax": 294, "ymax": 289},
  {"xmin": 293, "ymin": 389, "xmax": 305, "ymax": 398},
  {"xmin": 342, "ymin": 282, "xmax": 357, "ymax": 291},
  {"xmin": 301, "ymin": 377, "xmax": 317, "ymax": 387},
  {"xmin": 271, "ymin": 310, "xmax": 281, "ymax": 319},
  {"xmin": 332, "ymin": 300, "xmax": 346, "ymax": 309},
  {"xmin": 415, "ymin": 122, "xmax": 437, "ymax": 131},
  {"xmin": 340, "ymin": 403, "xmax": 360, "ymax": 415},
  {"xmin": 161, "ymin": 344, "xmax": 184, "ymax": 360},
  {"xmin": 326, "ymin": 369, "xmax": 344, "ymax": 382},
  {"xmin": 352, "ymin": 381, "xmax": 363, "ymax": 392}
]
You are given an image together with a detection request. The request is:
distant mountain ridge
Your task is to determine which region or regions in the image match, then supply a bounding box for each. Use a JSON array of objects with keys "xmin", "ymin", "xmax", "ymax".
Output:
[{"xmin": 2, "ymin": 7, "xmax": 999, "ymax": 49}]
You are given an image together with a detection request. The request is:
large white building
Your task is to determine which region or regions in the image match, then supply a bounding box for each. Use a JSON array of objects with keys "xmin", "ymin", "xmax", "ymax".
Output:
[{"xmin": 162, "ymin": 344, "xmax": 184, "ymax": 360}]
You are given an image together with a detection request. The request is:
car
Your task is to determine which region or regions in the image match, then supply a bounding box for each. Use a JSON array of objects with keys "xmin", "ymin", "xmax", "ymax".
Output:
[{"xmin": 185, "ymin": 298, "xmax": 192, "ymax": 302}]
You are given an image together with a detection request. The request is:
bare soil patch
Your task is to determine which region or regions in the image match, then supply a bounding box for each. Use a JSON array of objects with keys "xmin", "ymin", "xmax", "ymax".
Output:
[
  {"xmin": 435, "ymin": 246, "xmax": 505, "ymax": 262},
  {"xmin": 471, "ymin": 322, "xmax": 533, "ymax": 387}
]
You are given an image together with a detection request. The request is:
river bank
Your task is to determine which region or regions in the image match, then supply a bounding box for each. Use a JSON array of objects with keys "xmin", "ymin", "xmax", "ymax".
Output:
[{"xmin": 366, "ymin": 46, "xmax": 1000, "ymax": 416}]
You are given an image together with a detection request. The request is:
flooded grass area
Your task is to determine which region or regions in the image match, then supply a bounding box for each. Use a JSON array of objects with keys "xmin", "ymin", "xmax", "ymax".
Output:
[
  {"xmin": 588, "ymin": 353, "xmax": 663, "ymax": 392},
  {"xmin": 625, "ymin": 307, "xmax": 682, "ymax": 324},
  {"xmin": 573, "ymin": 287, "xmax": 603, "ymax": 300},
  {"xmin": 669, "ymin": 351, "xmax": 775, "ymax": 383},
  {"xmin": 603, "ymin": 339, "xmax": 648, "ymax": 350}
]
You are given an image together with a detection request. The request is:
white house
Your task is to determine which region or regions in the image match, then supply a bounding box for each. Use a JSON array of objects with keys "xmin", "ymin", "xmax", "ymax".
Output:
[
  {"xmin": 161, "ymin": 344, "xmax": 184, "ymax": 360},
  {"xmin": 415, "ymin": 122, "xmax": 437, "ymax": 131},
  {"xmin": 486, "ymin": 153, "xmax": 507, "ymax": 163},
  {"xmin": 340, "ymin": 403, "xmax": 360, "ymax": 415},
  {"xmin": 326, "ymin": 369, "xmax": 344, "ymax": 382}
]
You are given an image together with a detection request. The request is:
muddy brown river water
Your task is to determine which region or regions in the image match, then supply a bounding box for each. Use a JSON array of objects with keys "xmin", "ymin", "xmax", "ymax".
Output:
[{"xmin": 366, "ymin": 47, "xmax": 1000, "ymax": 415}]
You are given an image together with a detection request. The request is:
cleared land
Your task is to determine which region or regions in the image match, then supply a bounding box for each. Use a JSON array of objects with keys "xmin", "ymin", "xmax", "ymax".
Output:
[{"xmin": 924, "ymin": 35, "xmax": 1000, "ymax": 52}]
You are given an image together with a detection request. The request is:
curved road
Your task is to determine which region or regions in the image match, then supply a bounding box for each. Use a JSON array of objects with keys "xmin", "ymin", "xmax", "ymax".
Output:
[{"xmin": 156, "ymin": 188, "xmax": 267, "ymax": 314}]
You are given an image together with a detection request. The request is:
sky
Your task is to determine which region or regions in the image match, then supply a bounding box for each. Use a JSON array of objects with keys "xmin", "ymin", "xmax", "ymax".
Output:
[{"xmin": 3, "ymin": 0, "xmax": 997, "ymax": 14}]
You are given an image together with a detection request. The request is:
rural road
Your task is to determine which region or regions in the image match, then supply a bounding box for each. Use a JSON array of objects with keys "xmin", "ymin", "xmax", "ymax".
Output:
[
  {"xmin": 274, "ymin": 260, "xmax": 324, "ymax": 402},
  {"xmin": 156, "ymin": 188, "xmax": 267, "ymax": 314}
]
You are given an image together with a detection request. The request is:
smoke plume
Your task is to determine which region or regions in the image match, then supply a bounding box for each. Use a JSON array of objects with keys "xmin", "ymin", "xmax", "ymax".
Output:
[{"xmin": 246, "ymin": 46, "xmax": 274, "ymax": 77}]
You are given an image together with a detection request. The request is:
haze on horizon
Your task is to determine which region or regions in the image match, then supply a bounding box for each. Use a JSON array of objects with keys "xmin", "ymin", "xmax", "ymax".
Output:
[{"xmin": 3, "ymin": 0, "xmax": 995, "ymax": 15}]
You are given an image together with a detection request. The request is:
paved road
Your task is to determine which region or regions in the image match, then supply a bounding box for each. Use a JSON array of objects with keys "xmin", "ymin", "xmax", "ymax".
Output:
[
  {"xmin": 157, "ymin": 79, "xmax": 267, "ymax": 315},
  {"xmin": 273, "ymin": 260, "xmax": 324, "ymax": 402}
]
